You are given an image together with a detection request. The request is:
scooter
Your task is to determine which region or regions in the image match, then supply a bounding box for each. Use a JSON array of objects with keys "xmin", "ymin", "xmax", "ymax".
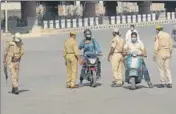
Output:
[
  {"xmin": 124, "ymin": 51, "xmax": 143, "ymax": 90},
  {"xmin": 80, "ymin": 54, "xmax": 101, "ymax": 87}
]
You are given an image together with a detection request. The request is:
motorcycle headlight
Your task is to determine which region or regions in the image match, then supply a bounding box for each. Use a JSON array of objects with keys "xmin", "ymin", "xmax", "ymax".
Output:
[{"xmin": 89, "ymin": 58, "xmax": 96, "ymax": 64}]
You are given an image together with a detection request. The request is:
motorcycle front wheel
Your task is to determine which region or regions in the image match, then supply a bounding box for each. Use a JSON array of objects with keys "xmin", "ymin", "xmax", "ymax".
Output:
[{"xmin": 90, "ymin": 71, "xmax": 97, "ymax": 87}]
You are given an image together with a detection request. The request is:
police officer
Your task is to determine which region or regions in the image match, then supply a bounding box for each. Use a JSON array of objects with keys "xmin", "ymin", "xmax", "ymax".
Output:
[
  {"xmin": 108, "ymin": 28, "xmax": 125, "ymax": 87},
  {"xmin": 3, "ymin": 33, "xmax": 24, "ymax": 94},
  {"xmin": 154, "ymin": 25, "xmax": 173, "ymax": 88},
  {"xmin": 63, "ymin": 32, "xmax": 79, "ymax": 88}
]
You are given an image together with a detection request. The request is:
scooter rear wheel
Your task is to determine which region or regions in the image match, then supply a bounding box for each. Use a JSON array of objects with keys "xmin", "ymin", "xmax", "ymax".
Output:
[{"xmin": 130, "ymin": 77, "xmax": 136, "ymax": 90}]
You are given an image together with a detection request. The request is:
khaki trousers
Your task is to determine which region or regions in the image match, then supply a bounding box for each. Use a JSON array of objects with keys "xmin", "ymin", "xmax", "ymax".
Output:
[
  {"xmin": 111, "ymin": 53, "xmax": 124, "ymax": 84},
  {"xmin": 9, "ymin": 62, "xmax": 20, "ymax": 88},
  {"xmin": 156, "ymin": 57, "xmax": 172, "ymax": 84},
  {"xmin": 66, "ymin": 54, "xmax": 78, "ymax": 87}
]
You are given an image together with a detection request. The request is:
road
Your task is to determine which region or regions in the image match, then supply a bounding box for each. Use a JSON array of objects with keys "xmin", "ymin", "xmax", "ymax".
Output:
[{"xmin": 1, "ymin": 24, "xmax": 176, "ymax": 114}]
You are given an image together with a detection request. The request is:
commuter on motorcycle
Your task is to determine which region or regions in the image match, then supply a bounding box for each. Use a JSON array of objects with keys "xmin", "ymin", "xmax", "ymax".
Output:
[
  {"xmin": 79, "ymin": 29, "xmax": 102, "ymax": 85},
  {"xmin": 123, "ymin": 32, "xmax": 153, "ymax": 88},
  {"xmin": 125, "ymin": 24, "xmax": 140, "ymax": 43}
]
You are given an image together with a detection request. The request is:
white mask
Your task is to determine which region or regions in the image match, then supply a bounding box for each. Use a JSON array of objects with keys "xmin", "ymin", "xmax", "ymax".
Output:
[{"xmin": 131, "ymin": 38, "xmax": 137, "ymax": 43}]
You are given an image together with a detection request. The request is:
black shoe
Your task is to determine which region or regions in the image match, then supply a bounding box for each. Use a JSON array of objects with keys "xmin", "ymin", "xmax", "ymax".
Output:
[
  {"xmin": 157, "ymin": 84, "xmax": 165, "ymax": 88},
  {"xmin": 147, "ymin": 82, "xmax": 153, "ymax": 88},
  {"xmin": 12, "ymin": 87, "xmax": 15, "ymax": 93},
  {"xmin": 14, "ymin": 87, "xmax": 19, "ymax": 95},
  {"xmin": 166, "ymin": 84, "xmax": 172, "ymax": 88}
]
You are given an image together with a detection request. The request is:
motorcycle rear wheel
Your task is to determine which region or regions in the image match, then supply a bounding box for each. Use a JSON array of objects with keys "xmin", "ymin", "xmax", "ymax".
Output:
[{"xmin": 130, "ymin": 77, "xmax": 136, "ymax": 90}]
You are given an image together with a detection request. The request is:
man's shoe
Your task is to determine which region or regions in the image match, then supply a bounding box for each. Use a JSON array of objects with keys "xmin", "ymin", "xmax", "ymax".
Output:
[
  {"xmin": 14, "ymin": 87, "xmax": 19, "ymax": 95},
  {"xmin": 166, "ymin": 84, "xmax": 172, "ymax": 88},
  {"xmin": 147, "ymin": 82, "xmax": 153, "ymax": 88},
  {"xmin": 157, "ymin": 84, "xmax": 165, "ymax": 88},
  {"xmin": 70, "ymin": 84, "xmax": 79, "ymax": 89}
]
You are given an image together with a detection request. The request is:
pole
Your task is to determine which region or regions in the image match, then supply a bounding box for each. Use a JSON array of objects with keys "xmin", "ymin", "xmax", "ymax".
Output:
[{"xmin": 5, "ymin": 1, "xmax": 8, "ymax": 33}]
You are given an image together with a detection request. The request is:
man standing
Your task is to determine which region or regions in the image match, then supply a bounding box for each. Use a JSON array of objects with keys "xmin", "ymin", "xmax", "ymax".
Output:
[
  {"xmin": 126, "ymin": 24, "xmax": 140, "ymax": 43},
  {"xmin": 108, "ymin": 29, "xmax": 125, "ymax": 87},
  {"xmin": 63, "ymin": 32, "xmax": 79, "ymax": 89},
  {"xmin": 154, "ymin": 26, "xmax": 173, "ymax": 88},
  {"xmin": 3, "ymin": 33, "xmax": 24, "ymax": 95}
]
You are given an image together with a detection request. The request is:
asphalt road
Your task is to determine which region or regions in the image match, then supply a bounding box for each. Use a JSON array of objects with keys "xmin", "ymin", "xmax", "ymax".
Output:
[{"xmin": 1, "ymin": 24, "xmax": 176, "ymax": 114}]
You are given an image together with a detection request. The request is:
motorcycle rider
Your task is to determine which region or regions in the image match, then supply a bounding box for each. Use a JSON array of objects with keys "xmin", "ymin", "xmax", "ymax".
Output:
[
  {"xmin": 126, "ymin": 24, "xmax": 140, "ymax": 43},
  {"xmin": 123, "ymin": 32, "xmax": 153, "ymax": 88},
  {"xmin": 79, "ymin": 29, "xmax": 102, "ymax": 85}
]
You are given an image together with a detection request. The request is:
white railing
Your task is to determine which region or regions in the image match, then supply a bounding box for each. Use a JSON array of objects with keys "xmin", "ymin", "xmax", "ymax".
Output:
[{"xmin": 41, "ymin": 12, "xmax": 176, "ymax": 29}]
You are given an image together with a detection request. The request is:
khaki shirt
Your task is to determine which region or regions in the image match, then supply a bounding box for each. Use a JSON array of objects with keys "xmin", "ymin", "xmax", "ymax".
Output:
[
  {"xmin": 124, "ymin": 40, "xmax": 145, "ymax": 54},
  {"xmin": 5, "ymin": 41, "xmax": 24, "ymax": 68},
  {"xmin": 63, "ymin": 38, "xmax": 79, "ymax": 59},
  {"xmin": 111, "ymin": 35, "xmax": 125, "ymax": 53},
  {"xmin": 154, "ymin": 31, "xmax": 173, "ymax": 58}
]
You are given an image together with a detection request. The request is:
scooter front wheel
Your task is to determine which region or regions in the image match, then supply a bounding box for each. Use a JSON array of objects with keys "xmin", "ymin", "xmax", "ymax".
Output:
[{"xmin": 130, "ymin": 77, "xmax": 136, "ymax": 90}]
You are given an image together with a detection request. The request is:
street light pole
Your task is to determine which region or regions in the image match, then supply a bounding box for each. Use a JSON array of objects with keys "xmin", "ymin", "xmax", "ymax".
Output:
[{"xmin": 5, "ymin": 1, "xmax": 8, "ymax": 33}]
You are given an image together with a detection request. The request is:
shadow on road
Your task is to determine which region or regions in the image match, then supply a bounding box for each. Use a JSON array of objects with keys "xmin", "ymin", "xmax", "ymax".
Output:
[
  {"xmin": 123, "ymin": 85, "xmax": 148, "ymax": 90},
  {"xmin": 79, "ymin": 82, "xmax": 102, "ymax": 87},
  {"xmin": 153, "ymin": 84, "xmax": 170, "ymax": 88},
  {"xmin": 8, "ymin": 89, "xmax": 30, "ymax": 94}
]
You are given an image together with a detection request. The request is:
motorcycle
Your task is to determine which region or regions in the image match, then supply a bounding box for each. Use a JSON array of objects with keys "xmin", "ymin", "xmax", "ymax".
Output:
[
  {"xmin": 124, "ymin": 51, "xmax": 143, "ymax": 90},
  {"xmin": 80, "ymin": 54, "xmax": 101, "ymax": 87}
]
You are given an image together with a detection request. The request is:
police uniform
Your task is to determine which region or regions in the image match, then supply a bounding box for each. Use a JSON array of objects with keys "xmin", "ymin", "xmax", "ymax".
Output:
[
  {"xmin": 154, "ymin": 30, "xmax": 173, "ymax": 86},
  {"xmin": 4, "ymin": 33, "xmax": 24, "ymax": 94},
  {"xmin": 110, "ymin": 35, "xmax": 125, "ymax": 85},
  {"xmin": 63, "ymin": 32, "xmax": 79, "ymax": 88}
]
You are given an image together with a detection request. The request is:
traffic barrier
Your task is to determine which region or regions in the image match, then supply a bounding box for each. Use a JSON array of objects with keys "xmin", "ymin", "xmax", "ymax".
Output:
[
  {"xmin": 41, "ymin": 12, "xmax": 176, "ymax": 29},
  {"xmin": 54, "ymin": 19, "xmax": 176, "ymax": 34}
]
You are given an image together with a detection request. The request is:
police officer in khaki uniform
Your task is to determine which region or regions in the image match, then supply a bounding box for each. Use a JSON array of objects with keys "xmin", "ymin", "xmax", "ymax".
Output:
[
  {"xmin": 154, "ymin": 26, "xmax": 173, "ymax": 88},
  {"xmin": 63, "ymin": 32, "xmax": 79, "ymax": 88},
  {"xmin": 3, "ymin": 33, "xmax": 24, "ymax": 94},
  {"xmin": 108, "ymin": 29, "xmax": 125, "ymax": 87}
]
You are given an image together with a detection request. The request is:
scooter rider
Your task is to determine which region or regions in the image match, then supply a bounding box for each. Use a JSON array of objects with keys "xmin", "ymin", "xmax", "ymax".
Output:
[
  {"xmin": 79, "ymin": 29, "xmax": 102, "ymax": 85},
  {"xmin": 123, "ymin": 32, "xmax": 153, "ymax": 88}
]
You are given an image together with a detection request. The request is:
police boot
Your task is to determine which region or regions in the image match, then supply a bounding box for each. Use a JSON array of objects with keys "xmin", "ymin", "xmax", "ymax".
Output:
[
  {"xmin": 14, "ymin": 87, "xmax": 19, "ymax": 95},
  {"xmin": 166, "ymin": 84, "xmax": 172, "ymax": 88},
  {"xmin": 12, "ymin": 87, "xmax": 15, "ymax": 94}
]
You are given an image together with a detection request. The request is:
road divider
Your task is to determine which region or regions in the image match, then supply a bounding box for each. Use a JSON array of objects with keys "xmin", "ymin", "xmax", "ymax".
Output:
[{"xmin": 52, "ymin": 19, "xmax": 176, "ymax": 34}]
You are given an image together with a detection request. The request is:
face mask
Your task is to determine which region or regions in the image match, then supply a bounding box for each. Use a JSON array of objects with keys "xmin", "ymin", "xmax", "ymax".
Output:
[
  {"xmin": 131, "ymin": 38, "xmax": 137, "ymax": 43},
  {"xmin": 86, "ymin": 34, "xmax": 91, "ymax": 39}
]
